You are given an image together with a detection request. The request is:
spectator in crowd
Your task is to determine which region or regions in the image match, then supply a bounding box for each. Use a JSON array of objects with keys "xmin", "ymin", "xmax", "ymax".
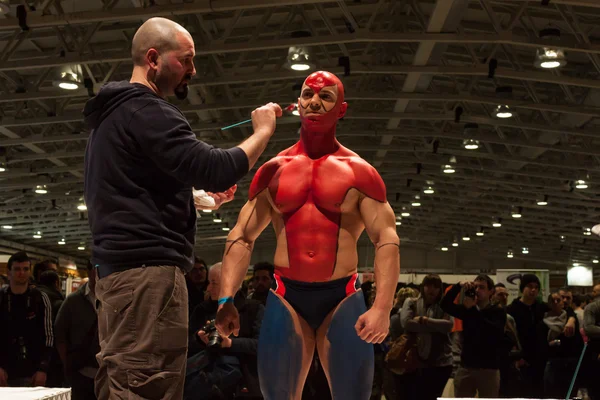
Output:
[
  {"xmin": 573, "ymin": 294, "xmax": 587, "ymax": 328},
  {"xmin": 36, "ymin": 270, "xmax": 64, "ymax": 322},
  {"xmin": 33, "ymin": 259, "xmax": 58, "ymax": 283},
  {"xmin": 0, "ymin": 251, "xmax": 53, "ymax": 387},
  {"xmin": 0, "ymin": 274, "xmax": 8, "ymax": 289},
  {"xmin": 36, "ymin": 269, "xmax": 65, "ymax": 387},
  {"xmin": 247, "ymin": 262, "xmax": 274, "ymax": 306},
  {"xmin": 186, "ymin": 257, "xmax": 208, "ymax": 314},
  {"xmin": 559, "ymin": 287, "xmax": 573, "ymax": 310},
  {"xmin": 507, "ymin": 274, "xmax": 576, "ymax": 398},
  {"xmin": 398, "ymin": 275, "xmax": 453, "ymax": 400},
  {"xmin": 583, "ymin": 283, "xmax": 600, "ymax": 400},
  {"xmin": 187, "ymin": 263, "xmax": 264, "ymax": 400},
  {"xmin": 441, "ymin": 274, "xmax": 506, "ymax": 398},
  {"xmin": 55, "ymin": 261, "xmax": 102, "ymax": 400},
  {"xmin": 540, "ymin": 292, "xmax": 584, "ymax": 398}
]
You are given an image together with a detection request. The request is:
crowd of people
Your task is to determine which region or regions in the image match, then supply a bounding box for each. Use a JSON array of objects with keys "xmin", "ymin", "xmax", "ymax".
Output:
[{"xmin": 2, "ymin": 252, "xmax": 599, "ymax": 400}]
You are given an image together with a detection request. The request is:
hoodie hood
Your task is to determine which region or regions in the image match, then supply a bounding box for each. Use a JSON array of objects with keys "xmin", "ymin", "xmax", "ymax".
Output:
[{"xmin": 83, "ymin": 81, "xmax": 157, "ymax": 130}]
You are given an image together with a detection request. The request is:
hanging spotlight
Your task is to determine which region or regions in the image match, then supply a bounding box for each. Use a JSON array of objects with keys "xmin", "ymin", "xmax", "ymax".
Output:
[
  {"xmin": 442, "ymin": 156, "xmax": 457, "ymax": 174},
  {"xmin": 222, "ymin": 223, "xmax": 230, "ymax": 231},
  {"xmin": 286, "ymin": 32, "xmax": 315, "ymax": 71},
  {"xmin": 401, "ymin": 207, "xmax": 410, "ymax": 217},
  {"xmin": 58, "ymin": 238, "xmax": 66, "ymax": 245},
  {"xmin": 411, "ymin": 195, "xmax": 421, "ymax": 207},
  {"xmin": 583, "ymin": 227, "xmax": 592, "ymax": 236},
  {"xmin": 2, "ymin": 225, "xmax": 12, "ymax": 229},
  {"xmin": 511, "ymin": 206, "xmax": 522, "ymax": 219},
  {"xmin": 536, "ymin": 195, "xmax": 549, "ymax": 206},
  {"xmin": 77, "ymin": 204, "xmax": 87, "ymax": 211},
  {"xmin": 34, "ymin": 185, "xmax": 48, "ymax": 194},
  {"xmin": 423, "ymin": 181, "xmax": 435, "ymax": 194},
  {"xmin": 452, "ymin": 240, "xmax": 459, "ymax": 247},
  {"xmin": 462, "ymin": 123, "xmax": 479, "ymax": 150},
  {"xmin": 522, "ymin": 247, "xmax": 529, "ymax": 254},
  {"xmin": 494, "ymin": 86, "xmax": 515, "ymax": 119},
  {"xmin": 593, "ymin": 259, "xmax": 599, "ymax": 264},
  {"xmin": 492, "ymin": 217, "xmax": 502, "ymax": 228},
  {"xmin": 476, "ymin": 227, "xmax": 485, "ymax": 237},
  {"xmin": 78, "ymin": 246, "xmax": 85, "ymax": 251},
  {"xmin": 575, "ymin": 179, "xmax": 588, "ymax": 190},
  {"xmin": 534, "ymin": 29, "xmax": 567, "ymax": 69},
  {"xmin": 441, "ymin": 246, "xmax": 449, "ymax": 252},
  {"xmin": 559, "ymin": 235, "xmax": 566, "ymax": 242},
  {"xmin": 33, "ymin": 231, "xmax": 42, "ymax": 239},
  {"xmin": 507, "ymin": 249, "xmax": 514, "ymax": 258},
  {"xmin": 213, "ymin": 214, "xmax": 222, "ymax": 223},
  {"xmin": 462, "ymin": 234, "xmax": 470, "ymax": 241},
  {"xmin": 202, "ymin": 209, "xmax": 212, "ymax": 213},
  {"xmin": 463, "ymin": 139, "xmax": 480, "ymax": 150},
  {"xmin": 494, "ymin": 105, "xmax": 513, "ymax": 119},
  {"xmin": 0, "ymin": 163, "xmax": 6, "ymax": 172},
  {"xmin": 52, "ymin": 64, "xmax": 83, "ymax": 90},
  {"xmin": 395, "ymin": 220, "xmax": 402, "ymax": 226}
]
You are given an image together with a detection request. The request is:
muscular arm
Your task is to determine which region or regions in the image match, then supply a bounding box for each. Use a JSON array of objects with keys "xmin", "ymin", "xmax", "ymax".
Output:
[
  {"xmin": 219, "ymin": 192, "xmax": 273, "ymax": 300},
  {"xmin": 359, "ymin": 197, "xmax": 400, "ymax": 312}
]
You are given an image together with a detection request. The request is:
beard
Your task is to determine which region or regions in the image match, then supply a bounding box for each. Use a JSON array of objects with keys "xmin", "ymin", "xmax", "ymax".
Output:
[
  {"xmin": 174, "ymin": 73, "xmax": 193, "ymax": 100},
  {"xmin": 174, "ymin": 82, "xmax": 189, "ymax": 100}
]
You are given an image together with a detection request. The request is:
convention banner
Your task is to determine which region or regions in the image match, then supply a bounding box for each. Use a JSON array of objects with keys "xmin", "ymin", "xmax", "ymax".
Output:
[{"xmin": 496, "ymin": 269, "xmax": 550, "ymax": 304}]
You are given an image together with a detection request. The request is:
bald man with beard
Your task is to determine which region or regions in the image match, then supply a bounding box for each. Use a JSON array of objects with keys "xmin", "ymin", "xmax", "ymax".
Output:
[{"xmin": 84, "ymin": 17, "xmax": 282, "ymax": 399}]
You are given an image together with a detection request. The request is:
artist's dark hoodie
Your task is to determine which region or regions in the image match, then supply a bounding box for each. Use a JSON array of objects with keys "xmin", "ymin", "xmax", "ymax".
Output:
[{"xmin": 83, "ymin": 81, "xmax": 249, "ymax": 276}]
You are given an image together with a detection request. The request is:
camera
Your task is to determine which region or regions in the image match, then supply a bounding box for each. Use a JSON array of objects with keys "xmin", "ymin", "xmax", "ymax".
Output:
[
  {"xmin": 202, "ymin": 320, "xmax": 222, "ymax": 349},
  {"xmin": 465, "ymin": 287, "xmax": 477, "ymax": 298}
]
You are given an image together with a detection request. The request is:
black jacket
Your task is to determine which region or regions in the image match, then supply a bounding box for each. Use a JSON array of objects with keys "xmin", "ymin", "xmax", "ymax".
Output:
[
  {"xmin": 0, "ymin": 286, "xmax": 54, "ymax": 378},
  {"xmin": 507, "ymin": 298, "xmax": 550, "ymax": 366},
  {"xmin": 441, "ymin": 284, "xmax": 507, "ymax": 369},
  {"xmin": 36, "ymin": 284, "xmax": 64, "ymax": 323},
  {"xmin": 83, "ymin": 81, "xmax": 249, "ymax": 275}
]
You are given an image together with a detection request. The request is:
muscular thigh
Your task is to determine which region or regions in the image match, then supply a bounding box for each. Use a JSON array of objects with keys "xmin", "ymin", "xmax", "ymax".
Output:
[{"xmin": 258, "ymin": 291, "xmax": 315, "ymax": 400}]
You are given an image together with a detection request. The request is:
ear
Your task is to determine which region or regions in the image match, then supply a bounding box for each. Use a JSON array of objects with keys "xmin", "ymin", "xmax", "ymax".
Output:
[
  {"xmin": 337, "ymin": 101, "xmax": 348, "ymax": 119},
  {"xmin": 146, "ymin": 48, "xmax": 160, "ymax": 70}
]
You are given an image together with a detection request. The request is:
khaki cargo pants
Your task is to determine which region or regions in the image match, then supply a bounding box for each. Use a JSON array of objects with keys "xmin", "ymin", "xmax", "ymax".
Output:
[{"xmin": 94, "ymin": 265, "xmax": 188, "ymax": 400}]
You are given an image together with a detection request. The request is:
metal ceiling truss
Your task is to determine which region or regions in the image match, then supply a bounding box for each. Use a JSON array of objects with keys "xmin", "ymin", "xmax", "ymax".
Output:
[{"xmin": 0, "ymin": 0, "xmax": 597, "ymax": 268}]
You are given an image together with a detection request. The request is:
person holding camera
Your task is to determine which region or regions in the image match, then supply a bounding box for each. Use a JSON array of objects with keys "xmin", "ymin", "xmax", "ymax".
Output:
[
  {"xmin": 440, "ymin": 274, "xmax": 506, "ymax": 398},
  {"xmin": 186, "ymin": 263, "xmax": 264, "ymax": 400}
]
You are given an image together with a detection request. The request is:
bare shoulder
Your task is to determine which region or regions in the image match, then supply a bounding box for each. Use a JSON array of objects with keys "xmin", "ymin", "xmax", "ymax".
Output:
[{"xmin": 345, "ymin": 156, "xmax": 387, "ymax": 203}]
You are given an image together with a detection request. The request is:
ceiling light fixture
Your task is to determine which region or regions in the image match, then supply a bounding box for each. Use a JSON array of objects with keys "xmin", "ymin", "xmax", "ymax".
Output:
[
  {"xmin": 2, "ymin": 225, "xmax": 12, "ymax": 229},
  {"xmin": 441, "ymin": 246, "xmax": 449, "ymax": 252},
  {"xmin": 53, "ymin": 64, "xmax": 84, "ymax": 90},
  {"xmin": 222, "ymin": 223, "xmax": 230, "ymax": 232},
  {"xmin": 34, "ymin": 185, "xmax": 48, "ymax": 194},
  {"xmin": 492, "ymin": 217, "xmax": 502, "ymax": 228},
  {"xmin": 463, "ymin": 138, "xmax": 480, "ymax": 150},
  {"xmin": 33, "ymin": 231, "xmax": 42, "ymax": 239},
  {"xmin": 575, "ymin": 179, "xmax": 588, "ymax": 190},
  {"xmin": 58, "ymin": 238, "xmax": 66, "ymax": 245},
  {"xmin": 507, "ymin": 249, "xmax": 514, "ymax": 258},
  {"xmin": 462, "ymin": 235, "xmax": 470, "ymax": 241},
  {"xmin": 476, "ymin": 228, "xmax": 485, "ymax": 237},
  {"xmin": 286, "ymin": 32, "xmax": 315, "ymax": 71},
  {"xmin": 78, "ymin": 246, "xmax": 85, "ymax": 251},
  {"xmin": 522, "ymin": 247, "xmax": 529, "ymax": 254},
  {"xmin": 511, "ymin": 206, "xmax": 522, "ymax": 219},
  {"xmin": 442, "ymin": 156, "xmax": 457, "ymax": 174},
  {"xmin": 536, "ymin": 194, "xmax": 549, "ymax": 206},
  {"xmin": 0, "ymin": 0, "xmax": 10, "ymax": 14},
  {"xmin": 494, "ymin": 86, "xmax": 515, "ymax": 119},
  {"xmin": 411, "ymin": 195, "xmax": 421, "ymax": 207},
  {"xmin": 534, "ymin": 29, "xmax": 567, "ymax": 69},
  {"xmin": 213, "ymin": 214, "xmax": 222, "ymax": 223},
  {"xmin": 77, "ymin": 204, "xmax": 87, "ymax": 211},
  {"xmin": 395, "ymin": 221, "xmax": 401, "ymax": 226},
  {"xmin": 452, "ymin": 241, "xmax": 459, "ymax": 247},
  {"xmin": 495, "ymin": 105, "xmax": 513, "ymax": 119},
  {"xmin": 583, "ymin": 228, "xmax": 592, "ymax": 236},
  {"xmin": 202, "ymin": 209, "xmax": 212, "ymax": 213},
  {"xmin": 423, "ymin": 186, "xmax": 435, "ymax": 195}
]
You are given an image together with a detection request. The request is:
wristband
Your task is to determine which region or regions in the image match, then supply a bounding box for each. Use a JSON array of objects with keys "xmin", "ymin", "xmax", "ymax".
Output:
[{"xmin": 218, "ymin": 296, "xmax": 234, "ymax": 306}]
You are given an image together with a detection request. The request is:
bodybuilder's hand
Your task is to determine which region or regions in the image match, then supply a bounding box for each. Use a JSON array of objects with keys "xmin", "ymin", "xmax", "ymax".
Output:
[
  {"xmin": 355, "ymin": 308, "xmax": 390, "ymax": 344},
  {"xmin": 196, "ymin": 185, "xmax": 237, "ymax": 211},
  {"xmin": 251, "ymin": 103, "xmax": 282, "ymax": 137},
  {"xmin": 216, "ymin": 302, "xmax": 240, "ymax": 337}
]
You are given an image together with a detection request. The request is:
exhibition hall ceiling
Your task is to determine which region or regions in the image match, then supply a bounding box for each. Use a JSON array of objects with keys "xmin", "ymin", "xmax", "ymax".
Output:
[{"xmin": 0, "ymin": 0, "xmax": 598, "ymax": 269}]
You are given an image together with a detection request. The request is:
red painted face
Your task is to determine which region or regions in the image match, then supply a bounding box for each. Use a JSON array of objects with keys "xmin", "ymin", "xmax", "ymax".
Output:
[{"xmin": 298, "ymin": 71, "xmax": 347, "ymax": 129}]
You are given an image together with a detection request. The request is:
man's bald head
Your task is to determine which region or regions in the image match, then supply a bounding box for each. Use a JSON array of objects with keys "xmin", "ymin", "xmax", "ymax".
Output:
[{"xmin": 132, "ymin": 17, "xmax": 192, "ymax": 66}]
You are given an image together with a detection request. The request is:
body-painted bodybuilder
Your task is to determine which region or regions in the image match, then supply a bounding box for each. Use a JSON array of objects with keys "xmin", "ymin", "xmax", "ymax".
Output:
[{"xmin": 216, "ymin": 71, "xmax": 400, "ymax": 400}]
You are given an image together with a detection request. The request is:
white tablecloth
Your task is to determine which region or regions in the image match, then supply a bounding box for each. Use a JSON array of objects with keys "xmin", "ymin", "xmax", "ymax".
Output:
[{"xmin": 0, "ymin": 387, "xmax": 71, "ymax": 400}]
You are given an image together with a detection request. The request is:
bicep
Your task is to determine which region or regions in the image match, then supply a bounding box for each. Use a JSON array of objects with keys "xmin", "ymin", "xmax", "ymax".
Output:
[
  {"xmin": 359, "ymin": 197, "xmax": 398, "ymax": 245},
  {"xmin": 230, "ymin": 192, "xmax": 272, "ymax": 244}
]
